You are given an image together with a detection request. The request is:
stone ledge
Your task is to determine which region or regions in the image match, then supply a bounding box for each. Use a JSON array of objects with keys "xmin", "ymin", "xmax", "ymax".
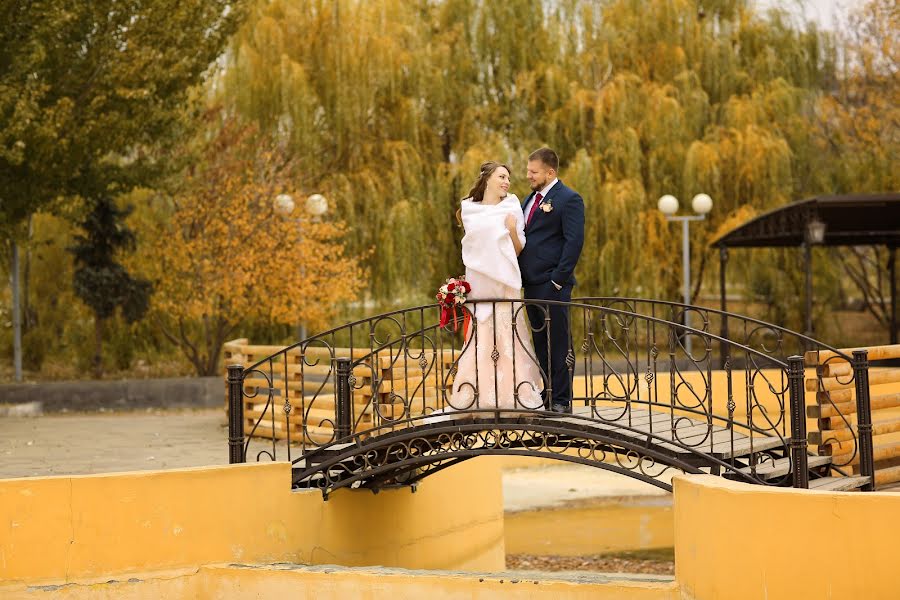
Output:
[{"xmin": 0, "ymin": 376, "xmax": 222, "ymax": 413}]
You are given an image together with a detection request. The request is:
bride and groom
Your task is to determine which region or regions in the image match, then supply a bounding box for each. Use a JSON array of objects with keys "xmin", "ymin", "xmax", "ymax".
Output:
[{"xmin": 448, "ymin": 147, "xmax": 585, "ymax": 414}]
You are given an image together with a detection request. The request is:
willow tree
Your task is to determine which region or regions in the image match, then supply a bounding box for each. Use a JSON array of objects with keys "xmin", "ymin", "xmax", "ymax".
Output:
[
  {"xmin": 220, "ymin": 0, "xmax": 437, "ymax": 300},
  {"xmin": 818, "ymin": 0, "xmax": 899, "ymax": 339},
  {"xmin": 214, "ymin": 0, "xmax": 875, "ymax": 338}
]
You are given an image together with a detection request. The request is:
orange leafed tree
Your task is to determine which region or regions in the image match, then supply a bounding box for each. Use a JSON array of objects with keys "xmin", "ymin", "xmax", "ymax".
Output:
[{"xmin": 144, "ymin": 117, "xmax": 364, "ymax": 375}]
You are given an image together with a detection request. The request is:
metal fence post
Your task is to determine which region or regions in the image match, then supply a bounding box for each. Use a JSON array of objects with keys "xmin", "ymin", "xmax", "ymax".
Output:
[
  {"xmin": 787, "ymin": 355, "xmax": 809, "ymax": 488},
  {"xmin": 336, "ymin": 357, "xmax": 352, "ymax": 439},
  {"xmin": 227, "ymin": 364, "xmax": 245, "ymax": 464},
  {"xmin": 852, "ymin": 350, "xmax": 875, "ymax": 491},
  {"xmin": 719, "ymin": 246, "xmax": 729, "ymax": 369}
]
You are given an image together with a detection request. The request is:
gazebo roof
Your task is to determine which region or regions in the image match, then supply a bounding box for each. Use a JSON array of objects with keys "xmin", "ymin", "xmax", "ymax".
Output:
[{"xmin": 711, "ymin": 193, "xmax": 900, "ymax": 248}]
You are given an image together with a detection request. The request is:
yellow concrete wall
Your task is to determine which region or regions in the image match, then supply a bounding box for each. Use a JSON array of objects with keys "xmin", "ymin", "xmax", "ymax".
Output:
[
  {"xmin": 0, "ymin": 459, "xmax": 505, "ymax": 587},
  {"xmin": 674, "ymin": 475, "xmax": 900, "ymax": 600},
  {"xmin": 506, "ymin": 497, "xmax": 673, "ymax": 556}
]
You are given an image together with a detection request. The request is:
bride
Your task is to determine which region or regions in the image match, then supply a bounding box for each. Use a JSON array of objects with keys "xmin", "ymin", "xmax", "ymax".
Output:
[{"xmin": 447, "ymin": 161, "xmax": 544, "ymax": 412}]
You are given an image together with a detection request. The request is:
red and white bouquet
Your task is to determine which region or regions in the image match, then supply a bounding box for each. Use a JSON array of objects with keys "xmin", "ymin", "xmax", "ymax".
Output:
[{"xmin": 436, "ymin": 276, "xmax": 471, "ymax": 330}]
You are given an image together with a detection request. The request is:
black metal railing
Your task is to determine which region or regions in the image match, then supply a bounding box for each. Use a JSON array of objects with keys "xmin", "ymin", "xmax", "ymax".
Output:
[{"xmin": 226, "ymin": 298, "xmax": 875, "ymax": 492}]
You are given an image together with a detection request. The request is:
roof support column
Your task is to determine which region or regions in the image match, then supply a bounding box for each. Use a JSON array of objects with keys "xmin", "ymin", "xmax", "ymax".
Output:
[{"xmin": 804, "ymin": 241, "xmax": 813, "ymax": 344}]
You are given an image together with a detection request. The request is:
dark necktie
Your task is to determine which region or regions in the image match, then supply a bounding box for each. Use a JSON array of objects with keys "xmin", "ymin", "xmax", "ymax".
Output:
[{"xmin": 526, "ymin": 192, "xmax": 543, "ymax": 226}]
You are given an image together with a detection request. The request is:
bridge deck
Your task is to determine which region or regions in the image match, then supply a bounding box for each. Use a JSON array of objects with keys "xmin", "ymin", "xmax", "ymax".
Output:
[{"xmin": 557, "ymin": 406, "xmax": 786, "ymax": 460}]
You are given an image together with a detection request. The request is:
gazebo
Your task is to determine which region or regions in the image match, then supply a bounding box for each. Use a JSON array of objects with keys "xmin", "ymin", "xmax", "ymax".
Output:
[{"xmin": 711, "ymin": 193, "xmax": 900, "ymax": 345}]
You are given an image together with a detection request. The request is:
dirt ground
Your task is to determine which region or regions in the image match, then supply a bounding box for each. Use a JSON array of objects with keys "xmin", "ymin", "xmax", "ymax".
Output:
[{"xmin": 507, "ymin": 551, "xmax": 674, "ymax": 575}]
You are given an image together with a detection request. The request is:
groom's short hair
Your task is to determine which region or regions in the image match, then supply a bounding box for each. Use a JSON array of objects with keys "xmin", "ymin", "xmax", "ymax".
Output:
[{"xmin": 529, "ymin": 147, "xmax": 559, "ymax": 172}]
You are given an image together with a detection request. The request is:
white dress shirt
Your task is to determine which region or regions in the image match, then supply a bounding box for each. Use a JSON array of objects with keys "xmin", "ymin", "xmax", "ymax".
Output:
[{"xmin": 523, "ymin": 177, "xmax": 559, "ymax": 217}]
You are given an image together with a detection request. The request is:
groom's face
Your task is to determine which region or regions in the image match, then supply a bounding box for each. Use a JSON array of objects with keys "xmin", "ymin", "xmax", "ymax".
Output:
[{"xmin": 526, "ymin": 160, "xmax": 555, "ymax": 192}]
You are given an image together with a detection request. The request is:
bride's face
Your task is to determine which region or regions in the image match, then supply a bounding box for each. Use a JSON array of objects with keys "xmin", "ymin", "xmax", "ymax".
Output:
[{"xmin": 486, "ymin": 167, "xmax": 510, "ymax": 198}]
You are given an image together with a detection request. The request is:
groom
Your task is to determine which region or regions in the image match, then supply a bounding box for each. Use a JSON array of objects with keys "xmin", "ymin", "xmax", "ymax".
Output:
[{"xmin": 518, "ymin": 148, "xmax": 585, "ymax": 413}]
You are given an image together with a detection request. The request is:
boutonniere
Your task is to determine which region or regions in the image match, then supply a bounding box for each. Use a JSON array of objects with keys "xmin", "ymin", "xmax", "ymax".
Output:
[{"xmin": 540, "ymin": 200, "xmax": 553, "ymax": 213}]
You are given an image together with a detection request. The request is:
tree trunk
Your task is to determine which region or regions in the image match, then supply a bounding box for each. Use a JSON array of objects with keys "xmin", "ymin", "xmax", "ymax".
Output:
[
  {"xmin": 23, "ymin": 214, "xmax": 34, "ymax": 332},
  {"xmin": 11, "ymin": 241, "xmax": 23, "ymax": 382},
  {"xmin": 93, "ymin": 315, "xmax": 104, "ymax": 378},
  {"xmin": 204, "ymin": 319, "xmax": 236, "ymax": 377}
]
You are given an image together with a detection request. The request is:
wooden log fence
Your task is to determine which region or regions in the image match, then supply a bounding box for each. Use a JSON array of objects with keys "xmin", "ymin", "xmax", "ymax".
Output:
[{"xmin": 806, "ymin": 344, "xmax": 900, "ymax": 488}]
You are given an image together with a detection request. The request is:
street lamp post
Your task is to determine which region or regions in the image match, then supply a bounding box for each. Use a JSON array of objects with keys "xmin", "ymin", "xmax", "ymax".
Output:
[
  {"xmin": 658, "ymin": 193, "xmax": 713, "ymax": 356},
  {"xmin": 273, "ymin": 193, "xmax": 329, "ymax": 342}
]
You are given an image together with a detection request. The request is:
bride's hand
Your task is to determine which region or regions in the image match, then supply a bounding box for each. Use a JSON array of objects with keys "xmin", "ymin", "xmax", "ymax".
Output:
[{"xmin": 504, "ymin": 214, "xmax": 516, "ymax": 231}]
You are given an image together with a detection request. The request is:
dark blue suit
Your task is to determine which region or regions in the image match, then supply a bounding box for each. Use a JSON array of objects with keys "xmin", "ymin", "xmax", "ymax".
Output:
[{"xmin": 518, "ymin": 180, "xmax": 585, "ymax": 409}]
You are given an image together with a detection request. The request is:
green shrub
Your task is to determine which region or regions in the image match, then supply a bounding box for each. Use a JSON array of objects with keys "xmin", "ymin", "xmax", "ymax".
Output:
[{"xmin": 22, "ymin": 327, "xmax": 53, "ymax": 372}]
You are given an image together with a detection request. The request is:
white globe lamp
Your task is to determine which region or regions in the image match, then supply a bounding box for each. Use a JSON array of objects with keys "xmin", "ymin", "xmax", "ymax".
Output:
[
  {"xmin": 273, "ymin": 193, "xmax": 295, "ymax": 217},
  {"xmin": 658, "ymin": 194, "xmax": 679, "ymax": 216},
  {"xmin": 692, "ymin": 193, "xmax": 713, "ymax": 215},
  {"xmin": 305, "ymin": 193, "xmax": 328, "ymax": 217}
]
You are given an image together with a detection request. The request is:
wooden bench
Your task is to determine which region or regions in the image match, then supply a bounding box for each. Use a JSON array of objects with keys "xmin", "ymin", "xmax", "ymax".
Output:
[
  {"xmin": 224, "ymin": 338, "xmax": 456, "ymax": 445},
  {"xmin": 806, "ymin": 344, "xmax": 900, "ymax": 488}
]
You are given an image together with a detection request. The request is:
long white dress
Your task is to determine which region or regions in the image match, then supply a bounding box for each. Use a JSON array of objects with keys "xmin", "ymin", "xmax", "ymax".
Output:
[{"xmin": 448, "ymin": 195, "xmax": 544, "ymax": 411}]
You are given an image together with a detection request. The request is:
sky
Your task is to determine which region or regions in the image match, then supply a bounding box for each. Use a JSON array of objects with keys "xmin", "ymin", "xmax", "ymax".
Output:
[{"xmin": 752, "ymin": 0, "xmax": 867, "ymax": 31}]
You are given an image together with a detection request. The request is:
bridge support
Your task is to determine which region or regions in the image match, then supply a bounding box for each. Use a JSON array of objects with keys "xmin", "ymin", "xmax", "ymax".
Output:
[
  {"xmin": 787, "ymin": 356, "xmax": 809, "ymax": 488},
  {"xmin": 227, "ymin": 364, "xmax": 246, "ymax": 464},
  {"xmin": 852, "ymin": 350, "xmax": 875, "ymax": 491}
]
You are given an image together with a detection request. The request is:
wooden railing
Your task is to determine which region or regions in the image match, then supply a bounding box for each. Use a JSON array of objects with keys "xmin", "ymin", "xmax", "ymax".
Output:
[{"xmin": 806, "ymin": 344, "xmax": 900, "ymax": 489}]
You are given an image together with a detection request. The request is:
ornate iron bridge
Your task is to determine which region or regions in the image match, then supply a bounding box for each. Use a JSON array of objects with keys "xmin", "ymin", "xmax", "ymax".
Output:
[{"xmin": 226, "ymin": 298, "xmax": 877, "ymax": 498}]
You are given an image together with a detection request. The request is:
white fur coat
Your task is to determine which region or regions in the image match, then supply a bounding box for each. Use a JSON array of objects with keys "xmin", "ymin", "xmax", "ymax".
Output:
[{"xmin": 460, "ymin": 194, "xmax": 525, "ymax": 320}]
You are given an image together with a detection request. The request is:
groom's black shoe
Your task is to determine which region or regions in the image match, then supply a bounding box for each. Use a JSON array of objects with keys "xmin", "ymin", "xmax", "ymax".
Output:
[{"xmin": 550, "ymin": 403, "xmax": 571, "ymax": 414}]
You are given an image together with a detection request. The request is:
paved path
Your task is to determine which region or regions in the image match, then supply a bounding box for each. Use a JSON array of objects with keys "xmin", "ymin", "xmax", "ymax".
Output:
[
  {"xmin": 502, "ymin": 465, "xmax": 669, "ymax": 512},
  {"xmin": 0, "ymin": 409, "xmax": 228, "ymax": 479}
]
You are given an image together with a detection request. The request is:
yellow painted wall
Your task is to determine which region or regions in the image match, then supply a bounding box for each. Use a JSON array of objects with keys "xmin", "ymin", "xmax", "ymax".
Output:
[
  {"xmin": 674, "ymin": 475, "xmax": 900, "ymax": 600},
  {"xmin": 0, "ymin": 460, "xmax": 505, "ymax": 587},
  {"xmin": 5, "ymin": 458, "xmax": 900, "ymax": 598},
  {"xmin": 506, "ymin": 497, "xmax": 673, "ymax": 556}
]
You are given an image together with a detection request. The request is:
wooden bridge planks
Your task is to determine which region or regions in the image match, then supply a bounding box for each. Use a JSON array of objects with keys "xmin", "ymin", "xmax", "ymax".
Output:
[{"xmin": 563, "ymin": 406, "xmax": 783, "ymax": 459}]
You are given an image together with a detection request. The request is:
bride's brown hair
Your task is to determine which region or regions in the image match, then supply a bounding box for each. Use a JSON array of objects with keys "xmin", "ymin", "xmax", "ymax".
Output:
[{"xmin": 456, "ymin": 161, "xmax": 511, "ymax": 226}]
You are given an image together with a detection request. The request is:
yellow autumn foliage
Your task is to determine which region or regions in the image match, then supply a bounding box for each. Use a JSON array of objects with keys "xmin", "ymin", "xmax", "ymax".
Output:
[{"xmin": 141, "ymin": 119, "xmax": 364, "ymax": 374}]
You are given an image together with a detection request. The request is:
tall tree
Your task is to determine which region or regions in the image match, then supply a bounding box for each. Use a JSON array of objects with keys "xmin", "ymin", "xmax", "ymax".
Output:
[
  {"xmin": 818, "ymin": 0, "xmax": 899, "ymax": 338},
  {"xmin": 1, "ymin": 0, "xmax": 247, "ymax": 376},
  {"xmin": 70, "ymin": 199, "xmax": 151, "ymax": 377},
  {"xmin": 1, "ymin": 0, "xmax": 247, "ymax": 228},
  {"xmin": 140, "ymin": 117, "xmax": 365, "ymax": 376}
]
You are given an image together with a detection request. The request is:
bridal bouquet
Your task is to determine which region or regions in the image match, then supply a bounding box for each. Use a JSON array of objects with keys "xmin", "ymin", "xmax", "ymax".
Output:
[{"xmin": 436, "ymin": 276, "xmax": 470, "ymax": 330}]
